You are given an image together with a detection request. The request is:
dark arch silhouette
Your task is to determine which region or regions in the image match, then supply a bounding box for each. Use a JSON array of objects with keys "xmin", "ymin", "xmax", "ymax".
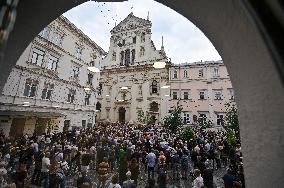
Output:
[
  {"xmin": 0, "ymin": 1, "xmax": 283, "ymax": 187},
  {"xmin": 96, "ymin": 102, "xmax": 101, "ymax": 111}
]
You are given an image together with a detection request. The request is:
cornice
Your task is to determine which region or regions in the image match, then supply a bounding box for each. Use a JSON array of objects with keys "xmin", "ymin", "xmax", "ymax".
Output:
[{"xmin": 14, "ymin": 65, "xmax": 85, "ymax": 89}]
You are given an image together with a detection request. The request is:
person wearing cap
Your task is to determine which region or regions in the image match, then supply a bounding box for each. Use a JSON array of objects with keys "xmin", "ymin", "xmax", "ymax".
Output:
[{"xmin": 122, "ymin": 171, "xmax": 135, "ymax": 188}]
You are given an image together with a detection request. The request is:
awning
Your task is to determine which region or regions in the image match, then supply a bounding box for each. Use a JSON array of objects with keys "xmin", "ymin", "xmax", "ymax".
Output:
[{"xmin": 0, "ymin": 110, "xmax": 64, "ymax": 118}]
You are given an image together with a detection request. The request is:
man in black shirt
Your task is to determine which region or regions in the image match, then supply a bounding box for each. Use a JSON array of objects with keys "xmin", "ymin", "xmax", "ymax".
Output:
[{"xmin": 203, "ymin": 162, "xmax": 214, "ymax": 188}]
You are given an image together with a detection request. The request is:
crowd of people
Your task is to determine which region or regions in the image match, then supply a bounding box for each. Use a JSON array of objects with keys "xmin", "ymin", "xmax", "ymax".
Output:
[{"xmin": 0, "ymin": 122, "xmax": 245, "ymax": 188}]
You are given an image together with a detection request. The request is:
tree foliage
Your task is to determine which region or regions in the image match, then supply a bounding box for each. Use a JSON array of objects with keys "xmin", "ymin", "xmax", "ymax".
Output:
[
  {"xmin": 223, "ymin": 103, "xmax": 240, "ymax": 146},
  {"xmin": 197, "ymin": 117, "xmax": 213, "ymax": 130},
  {"xmin": 180, "ymin": 126, "xmax": 196, "ymax": 142},
  {"xmin": 137, "ymin": 110, "xmax": 156, "ymax": 126},
  {"xmin": 224, "ymin": 103, "xmax": 239, "ymax": 132},
  {"xmin": 163, "ymin": 102, "xmax": 183, "ymax": 132}
]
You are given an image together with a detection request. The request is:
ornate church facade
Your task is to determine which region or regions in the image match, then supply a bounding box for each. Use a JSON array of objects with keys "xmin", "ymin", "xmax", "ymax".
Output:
[{"xmin": 96, "ymin": 13, "xmax": 170, "ymax": 124}]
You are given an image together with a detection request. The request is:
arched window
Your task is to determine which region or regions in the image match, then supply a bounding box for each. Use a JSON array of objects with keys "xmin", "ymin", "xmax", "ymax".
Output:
[
  {"xmin": 125, "ymin": 49, "xmax": 130, "ymax": 66},
  {"xmin": 97, "ymin": 83, "xmax": 102, "ymax": 96},
  {"xmin": 131, "ymin": 49, "xmax": 135, "ymax": 64},
  {"xmin": 112, "ymin": 52, "xmax": 116, "ymax": 61},
  {"xmin": 120, "ymin": 51, "xmax": 124, "ymax": 66},
  {"xmin": 141, "ymin": 32, "xmax": 145, "ymax": 42},
  {"xmin": 184, "ymin": 70, "xmax": 188, "ymax": 78},
  {"xmin": 96, "ymin": 102, "xmax": 101, "ymax": 111},
  {"xmin": 151, "ymin": 80, "xmax": 158, "ymax": 94},
  {"xmin": 150, "ymin": 101, "xmax": 159, "ymax": 112},
  {"xmin": 140, "ymin": 46, "xmax": 145, "ymax": 57}
]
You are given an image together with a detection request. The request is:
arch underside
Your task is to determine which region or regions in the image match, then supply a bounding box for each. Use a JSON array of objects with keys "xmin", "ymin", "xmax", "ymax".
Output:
[{"xmin": 0, "ymin": 0, "xmax": 283, "ymax": 187}]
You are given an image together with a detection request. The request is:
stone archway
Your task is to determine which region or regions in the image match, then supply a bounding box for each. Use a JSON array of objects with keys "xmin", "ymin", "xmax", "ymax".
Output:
[{"xmin": 0, "ymin": 0, "xmax": 283, "ymax": 187}]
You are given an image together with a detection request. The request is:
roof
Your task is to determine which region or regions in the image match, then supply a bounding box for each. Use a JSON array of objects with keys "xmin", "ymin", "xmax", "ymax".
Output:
[
  {"xmin": 0, "ymin": 110, "xmax": 64, "ymax": 118},
  {"xmin": 59, "ymin": 16, "xmax": 106, "ymax": 55},
  {"xmin": 111, "ymin": 12, "xmax": 151, "ymax": 33},
  {"xmin": 171, "ymin": 60, "xmax": 224, "ymax": 67}
]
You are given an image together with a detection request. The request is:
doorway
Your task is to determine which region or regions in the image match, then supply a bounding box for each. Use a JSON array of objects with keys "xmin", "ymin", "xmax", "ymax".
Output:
[
  {"xmin": 118, "ymin": 107, "xmax": 126, "ymax": 123},
  {"xmin": 9, "ymin": 118, "xmax": 26, "ymax": 138}
]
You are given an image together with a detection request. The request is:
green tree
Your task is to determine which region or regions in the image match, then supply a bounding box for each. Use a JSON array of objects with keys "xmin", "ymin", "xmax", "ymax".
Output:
[
  {"xmin": 163, "ymin": 102, "xmax": 183, "ymax": 132},
  {"xmin": 224, "ymin": 103, "xmax": 240, "ymax": 146},
  {"xmin": 180, "ymin": 126, "xmax": 196, "ymax": 142},
  {"xmin": 137, "ymin": 110, "xmax": 156, "ymax": 126},
  {"xmin": 197, "ymin": 117, "xmax": 213, "ymax": 130}
]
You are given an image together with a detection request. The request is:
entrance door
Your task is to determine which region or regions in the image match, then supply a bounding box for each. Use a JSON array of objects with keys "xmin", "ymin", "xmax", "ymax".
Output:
[
  {"xmin": 118, "ymin": 107, "xmax": 126, "ymax": 123},
  {"xmin": 63, "ymin": 120, "xmax": 70, "ymax": 132},
  {"xmin": 34, "ymin": 118, "xmax": 49, "ymax": 135},
  {"xmin": 9, "ymin": 118, "xmax": 26, "ymax": 138}
]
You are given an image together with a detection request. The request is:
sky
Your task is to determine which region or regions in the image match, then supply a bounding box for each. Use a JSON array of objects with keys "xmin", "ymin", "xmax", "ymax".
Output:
[{"xmin": 63, "ymin": 0, "xmax": 221, "ymax": 64}]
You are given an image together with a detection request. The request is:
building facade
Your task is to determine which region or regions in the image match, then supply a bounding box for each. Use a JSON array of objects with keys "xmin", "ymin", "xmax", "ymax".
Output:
[
  {"xmin": 0, "ymin": 16, "xmax": 105, "ymax": 137},
  {"xmin": 169, "ymin": 60, "xmax": 235, "ymax": 127},
  {"xmin": 97, "ymin": 13, "xmax": 170, "ymax": 124}
]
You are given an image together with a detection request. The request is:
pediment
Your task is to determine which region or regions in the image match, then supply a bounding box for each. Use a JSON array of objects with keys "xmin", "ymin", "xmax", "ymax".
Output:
[{"xmin": 111, "ymin": 12, "xmax": 151, "ymax": 33}]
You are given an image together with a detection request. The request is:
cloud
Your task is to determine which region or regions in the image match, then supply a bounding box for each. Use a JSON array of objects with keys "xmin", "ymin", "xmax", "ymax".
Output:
[{"xmin": 64, "ymin": 0, "xmax": 221, "ymax": 63}]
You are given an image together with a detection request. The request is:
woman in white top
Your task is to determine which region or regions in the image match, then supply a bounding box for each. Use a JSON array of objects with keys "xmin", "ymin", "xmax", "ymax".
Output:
[{"xmin": 193, "ymin": 169, "xmax": 204, "ymax": 188}]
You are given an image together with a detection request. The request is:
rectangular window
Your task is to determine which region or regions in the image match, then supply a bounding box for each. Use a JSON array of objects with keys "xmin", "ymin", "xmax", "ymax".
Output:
[
  {"xmin": 228, "ymin": 88, "xmax": 235, "ymax": 100},
  {"xmin": 31, "ymin": 48, "xmax": 44, "ymax": 66},
  {"xmin": 213, "ymin": 67, "xmax": 219, "ymax": 77},
  {"xmin": 82, "ymin": 120, "xmax": 86, "ymax": 128},
  {"xmin": 72, "ymin": 66, "xmax": 80, "ymax": 78},
  {"xmin": 183, "ymin": 91, "xmax": 189, "ymax": 100},
  {"xmin": 138, "ymin": 85, "xmax": 142, "ymax": 96},
  {"xmin": 85, "ymin": 94, "xmax": 91, "ymax": 105},
  {"xmin": 133, "ymin": 36, "xmax": 136, "ymax": 44},
  {"xmin": 198, "ymin": 113, "xmax": 207, "ymax": 124},
  {"xmin": 214, "ymin": 90, "xmax": 222, "ymax": 100},
  {"xmin": 173, "ymin": 70, "xmax": 178, "ymax": 79},
  {"xmin": 173, "ymin": 91, "xmax": 178, "ymax": 100},
  {"xmin": 217, "ymin": 114, "xmax": 224, "ymax": 126},
  {"xmin": 23, "ymin": 79, "xmax": 38, "ymax": 97},
  {"xmin": 184, "ymin": 70, "xmax": 188, "ymax": 78},
  {"xmin": 41, "ymin": 83, "xmax": 54, "ymax": 100},
  {"xmin": 87, "ymin": 73, "xmax": 93, "ymax": 85},
  {"xmin": 198, "ymin": 69, "xmax": 204, "ymax": 77},
  {"xmin": 67, "ymin": 89, "xmax": 76, "ymax": 103},
  {"xmin": 47, "ymin": 55, "xmax": 58, "ymax": 71},
  {"xmin": 75, "ymin": 46, "xmax": 83, "ymax": 59},
  {"xmin": 199, "ymin": 90, "xmax": 205, "ymax": 100},
  {"xmin": 53, "ymin": 32, "xmax": 63, "ymax": 46},
  {"xmin": 39, "ymin": 27, "xmax": 50, "ymax": 39},
  {"xmin": 183, "ymin": 112, "xmax": 190, "ymax": 124}
]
